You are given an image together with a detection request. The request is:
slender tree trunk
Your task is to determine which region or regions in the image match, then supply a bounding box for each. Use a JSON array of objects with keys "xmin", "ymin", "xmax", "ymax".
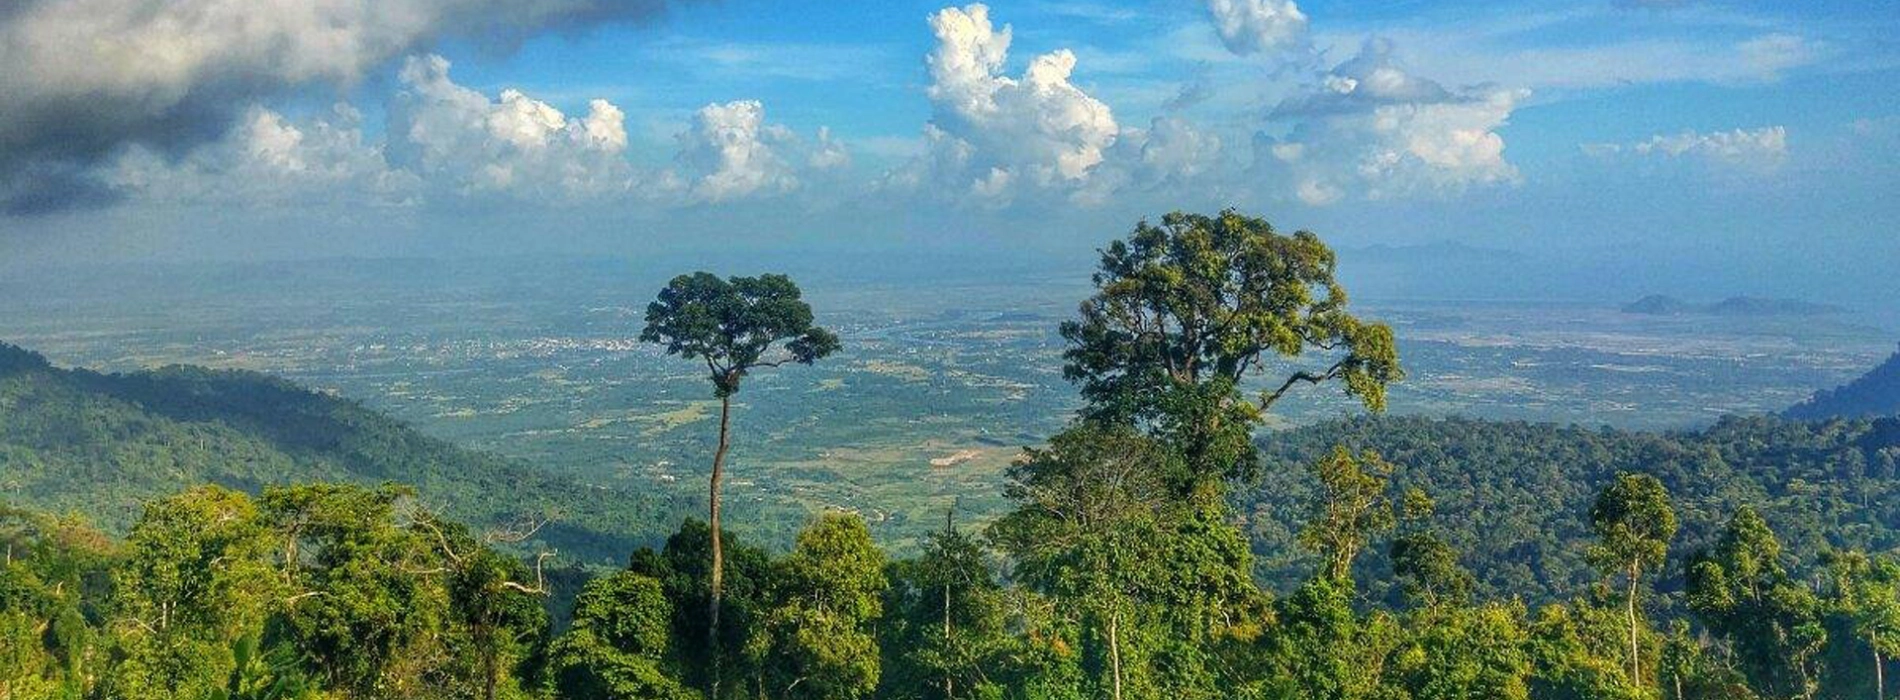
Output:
[
  {"xmin": 1876, "ymin": 649, "xmax": 1885, "ymax": 700},
  {"xmin": 944, "ymin": 507, "xmax": 954, "ymax": 700},
  {"xmin": 709, "ymin": 392, "xmax": 733, "ymax": 699},
  {"xmin": 1627, "ymin": 564, "xmax": 1642, "ymax": 688},
  {"xmin": 1108, "ymin": 609, "xmax": 1124, "ymax": 700},
  {"xmin": 482, "ymin": 641, "xmax": 499, "ymax": 700}
]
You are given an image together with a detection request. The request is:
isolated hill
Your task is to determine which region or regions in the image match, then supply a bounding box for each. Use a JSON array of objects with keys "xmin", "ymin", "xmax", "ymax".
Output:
[
  {"xmin": 1621, "ymin": 294, "xmax": 1845, "ymax": 316},
  {"xmin": 1785, "ymin": 345, "xmax": 1900, "ymax": 420},
  {"xmin": 1247, "ymin": 413, "xmax": 1900, "ymax": 607},
  {"xmin": 1621, "ymin": 294, "xmax": 1700, "ymax": 315},
  {"xmin": 0, "ymin": 342, "xmax": 668, "ymax": 562}
]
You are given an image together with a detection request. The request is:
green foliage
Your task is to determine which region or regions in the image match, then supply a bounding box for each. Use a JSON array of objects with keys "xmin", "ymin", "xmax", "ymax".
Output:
[
  {"xmin": 630, "ymin": 519, "xmax": 774, "ymax": 697},
  {"xmin": 265, "ymin": 483, "xmax": 436, "ymax": 694},
  {"xmin": 0, "ymin": 343, "xmax": 662, "ymax": 563},
  {"xmin": 1, "ymin": 474, "xmax": 1896, "ymax": 700},
  {"xmin": 1299, "ymin": 446, "xmax": 1395, "ymax": 583},
  {"xmin": 0, "ymin": 505, "xmax": 112, "ymax": 699},
  {"xmin": 640, "ymin": 272, "xmax": 841, "ymax": 397},
  {"xmin": 1589, "ymin": 472, "xmax": 1678, "ymax": 588},
  {"xmin": 750, "ymin": 513, "xmax": 887, "ymax": 700},
  {"xmin": 1588, "ymin": 472, "xmax": 1678, "ymax": 688},
  {"xmin": 1818, "ymin": 550, "xmax": 1900, "ymax": 700},
  {"xmin": 103, "ymin": 485, "xmax": 280, "ymax": 700},
  {"xmin": 879, "ymin": 516, "xmax": 1014, "ymax": 700},
  {"xmin": 1060, "ymin": 209, "xmax": 1401, "ymax": 492},
  {"xmin": 1248, "ymin": 414, "xmax": 1900, "ymax": 606},
  {"xmin": 547, "ymin": 571, "xmax": 695, "ymax": 700},
  {"xmin": 1525, "ymin": 598, "xmax": 1649, "ymax": 700},
  {"xmin": 208, "ymin": 634, "xmax": 315, "ymax": 700},
  {"xmin": 1389, "ymin": 603, "xmax": 1533, "ymax": 700},
  {"xmin": 1249, "ymin": 576, "xmax": 1405, "ymax": 700},
  {"xmin": 8, "ymin": 220, "xmax": 1900, "ymax": 700},
  {"xmin": 1688, "ymin": 507, "xmax": 1828, "ymax": 699}
]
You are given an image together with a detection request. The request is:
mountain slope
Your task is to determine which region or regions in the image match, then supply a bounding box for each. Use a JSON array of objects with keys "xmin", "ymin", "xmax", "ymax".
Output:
[
  {"xmin": 0, "ymin": 342, "xmax": 673, "ymax": 562},
  {"xmin": 1785, "ymin": 345, "xmax": 1900, "ymax": 419},
  {"xmin": 1246, "ymin": 414, "xmax": 1900, "ymax": 606}
]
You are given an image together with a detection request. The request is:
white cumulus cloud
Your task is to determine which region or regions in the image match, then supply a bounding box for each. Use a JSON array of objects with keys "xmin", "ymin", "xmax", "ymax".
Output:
[
  {"xmin": 1259, "ymin": 38, "xmax": 1526, "ymax": 204},
  {"xmin": 100, "ymin": 54, "xmax": 843, "ymax": 210},
  {"xmin": 1205, "ymin": 0, "xmax": 1309, "ymax": 56},
  {"xmin": 110, "ymin": 105, "xmax": 418, "ymax": 208},
  {"xmin": 669, "ymin": 100, "xmax": 833, "ymax": 203},
  {"xmin": 1584, "ymin": 126, "xmax": 1788, "ymax": 171},
  {"xmin": 889, "ymin": 4, "xmax": 1120, "ymax": 205},
  {"xmin": 0, "ymin": 0, "xmax": 693, "ymax": 214},
  {"xmin": 385, "ymin": 54, "xmax": 635, "ymax": 200}
]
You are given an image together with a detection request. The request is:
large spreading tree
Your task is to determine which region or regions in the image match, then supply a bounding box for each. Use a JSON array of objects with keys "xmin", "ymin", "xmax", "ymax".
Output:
[
  {"xmin": 1060, "ymin": 209, "xmax": 1401, "ymax": 496},
  {"xmin": 639, "ymin": 271, "xmax": 839, "ymax": 698}
]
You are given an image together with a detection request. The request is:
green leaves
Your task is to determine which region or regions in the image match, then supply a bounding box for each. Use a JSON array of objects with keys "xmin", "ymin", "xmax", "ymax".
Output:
[
  {"xmin": 1299, "ymin": 447, "xmax": 1396, "ymax": 584},
  {"xmin": 548, "ymin": 572, "xmax": 694, "ymax": 700},
  {"xmin": 1060, "ymin": 210, "xmax": 1401, "ymax": 494},
  {"xmin": 1061, "ymin": 210, "xmax": 1401, "ymax": 421},
  {"xmin": 751, "ymin": 513, "xmax": 887, "ymax": 700},
  {"xmin": 1586, "ymin": 472, "xmax": 1677, "ymax": 583},
  {"xmin": 1689, "ymin": 506, "xmax": 1828, "ymax": 698},
  {"xmin": 640, "ymin": 272, "xmax": 840, "ymax": 397}
]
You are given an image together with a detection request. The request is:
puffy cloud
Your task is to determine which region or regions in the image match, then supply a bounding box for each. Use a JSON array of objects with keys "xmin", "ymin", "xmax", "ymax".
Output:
[
  {"xmin": 386, "ymin": 55, "xmax": 635, "ymax": 200},
  {"xmin": 0, "ymin": 0, "xmax": 692, "ymax": 214},
  {"xmin": 669, "ymin": 100, "xmax": 824, "ymax": 203},
  {"xmin": 1259, "ymin": 38, "xmax": 1526, "ymax": 204},
  {"xmin": 890, "ymin": 4, "xmax": 1120, "ymax": 205},
  {"xmin": 109, "ymin": 105, "xmax": 418, "ymax": 207},
  {"xmin": 1076, "ymin": 117, "xmax": 1225, "ymax": 205},
  {"xmin": 100, "ymin": 55, "xmax": 845, "ymax": 209},
  {"xmin": 1205, "ymin": 0, "xmax": 1308, "ymax": 56},
  {"xmin": 1583, "ymin": 126, "xmax": 1788, "ymax": 170}
]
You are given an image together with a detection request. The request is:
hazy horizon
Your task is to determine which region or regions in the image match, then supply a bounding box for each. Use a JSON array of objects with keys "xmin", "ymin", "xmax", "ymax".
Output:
[{"xmin": 2, "ymin": 0, "xmax": 1896, "ymax": 307}]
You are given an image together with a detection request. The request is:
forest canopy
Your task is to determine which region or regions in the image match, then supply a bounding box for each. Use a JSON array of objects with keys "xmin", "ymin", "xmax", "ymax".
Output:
[{"xmin": 3, "ymin": 210, "xmax": 1898, "ymax": 700}]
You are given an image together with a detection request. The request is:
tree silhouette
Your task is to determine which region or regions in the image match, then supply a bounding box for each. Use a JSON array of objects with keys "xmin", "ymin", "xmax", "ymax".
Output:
[{"xmin": 639, "ymin": 271, "xmax": 839, "ymax": 698}]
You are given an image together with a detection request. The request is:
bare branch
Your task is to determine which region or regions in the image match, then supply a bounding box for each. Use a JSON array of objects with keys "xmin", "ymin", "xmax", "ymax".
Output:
[{"xmin": 1259, "ymin": 359, "xmax": 1349, "ymax": 411}]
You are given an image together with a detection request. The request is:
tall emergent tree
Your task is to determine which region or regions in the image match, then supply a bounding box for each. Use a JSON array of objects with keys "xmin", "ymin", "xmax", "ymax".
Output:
[
  {"xmin": 639, "ymin": 271, "xmax": 839, "ymax": 696},
  {"xmin": 1061, "ymin": 209, "xmax": 1401, "ymax": 495},
  {"xmin": 1301, "ymin": 446, "xmax": 1397, "ymax": 583},
  {"xmin": 749, "ymin": 513, "xmax": 888, "ymax": 700},
  {"xmin": 1822, "ymin": 550, "xmax": 1900, "ymax": 700},
  {"xmin": 1586, "ymin": 472, "xmax": 1676, "ymax": 689},
  {"xmin": 990, "ymin": 424, "xmax": 1184, "ymax": 700},
  {"xmin": 1688, "ymin": 507, "xmax": 1828, "ymax": 699}
]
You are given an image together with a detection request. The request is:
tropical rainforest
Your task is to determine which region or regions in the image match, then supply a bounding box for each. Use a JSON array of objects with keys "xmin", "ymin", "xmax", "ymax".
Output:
[{"xmin": 3, "ymin": 210, "xmax": 1899, "ymax": 700}]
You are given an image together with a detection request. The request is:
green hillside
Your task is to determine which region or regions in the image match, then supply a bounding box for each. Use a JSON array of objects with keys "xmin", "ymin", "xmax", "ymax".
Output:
[
  {"xmin": 0, "ymin": 342, "xmax": 672, "ymax": 562},
  {"xmin": 1786, "ymin": 344, "xmax": 1900, "ymax": 419},
  {"xmin": 1248, "ymin": 413, "xmax": 1900, "ymax": 605}
]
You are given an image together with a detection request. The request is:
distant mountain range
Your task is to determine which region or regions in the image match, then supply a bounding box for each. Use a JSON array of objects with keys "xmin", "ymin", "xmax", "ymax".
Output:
[
  {"xmin": 1785, "ymin": 345, "xmax": 1900, "ymax": 420},
  {"xmin": 0, "ymin": 342, "xmax": 669, "ymax": 562},
  {"xmin": 1621, "ymin": 294, "xmax": 1846, "ymax": 316}
]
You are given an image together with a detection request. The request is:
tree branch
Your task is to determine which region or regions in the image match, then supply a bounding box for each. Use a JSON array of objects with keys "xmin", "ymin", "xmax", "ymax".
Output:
[{"xmin": 1259, "ymin": 359, "xmax": 1349, "ymax": 411}]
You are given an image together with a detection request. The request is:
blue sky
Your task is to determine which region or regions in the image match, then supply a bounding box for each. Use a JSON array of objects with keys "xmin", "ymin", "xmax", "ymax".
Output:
[{"xmin": 1, "ymin": 0, "xmax": 1896, "ymax": 301}]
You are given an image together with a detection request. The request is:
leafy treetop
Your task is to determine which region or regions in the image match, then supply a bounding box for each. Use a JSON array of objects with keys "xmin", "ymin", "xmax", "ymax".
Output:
[
  {"xmin": 1060, "ymin": 209, "xmax": 1401, "ymax": 423},
  {"xmin": 639, "ymin": 272, "xmax": 841, "ymax": 397}
]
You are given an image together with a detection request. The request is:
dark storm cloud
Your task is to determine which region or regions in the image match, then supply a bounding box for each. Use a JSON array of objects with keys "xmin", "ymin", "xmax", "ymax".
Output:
[{"xmin": 0, "ymin": 0, "xmax": 694, "ymax": 217}]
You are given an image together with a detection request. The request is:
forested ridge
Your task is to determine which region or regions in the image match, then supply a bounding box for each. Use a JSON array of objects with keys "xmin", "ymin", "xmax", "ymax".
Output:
[
  {"xmin": 4, "ymin": 210, "xmax": 1899, "ymax": 700},
  {"xmin": 1248, "ymin": 414, "xmax": 1900, "ymax": 605},
  {"xmin": 0, "ymin": 342, "xmax": 666, "ymax": 563},
  {"xmin": 1786, "ymin": 346, "xmax": 1900, "ymax": 420}
]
